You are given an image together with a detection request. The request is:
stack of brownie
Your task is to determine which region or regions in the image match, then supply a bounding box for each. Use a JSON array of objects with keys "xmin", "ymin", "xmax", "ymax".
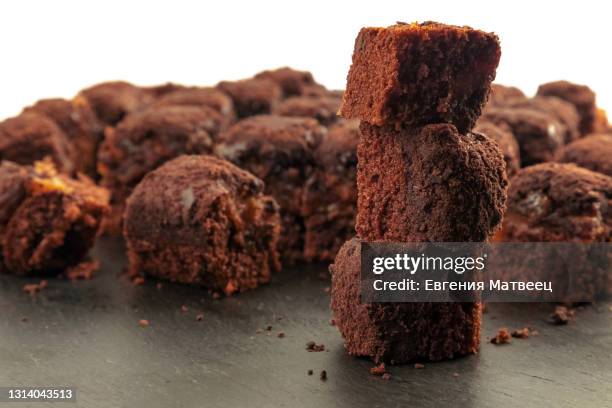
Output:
[{"xmin": 330, "ymin": 22, "xmax": 509, "ymax": 364}]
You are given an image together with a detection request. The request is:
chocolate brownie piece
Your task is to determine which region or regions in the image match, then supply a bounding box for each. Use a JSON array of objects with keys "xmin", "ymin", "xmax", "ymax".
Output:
[
  {"xmin": 98, "ymin": 106, "xmax": 217, "ymax": 234},
  {"xmin": 217, "ymin": 78, "xmax": 283, "ymax": 119},
  {"xmin": 124, "ymin": 155, "xmax": 281, "ymax": 295},
  {"xmin": 481, "ymin": 107, "xmax": 566, "ymax": 166},
  {"xmin": 557, "ymin": 134, "xmax": 612, "ymax": 177},
  {"xmin": 273, "ymin": 95, "xmax": 341, "ymax": 126},
  {"xmin": 486, "ymin": 84, "xmax": 527, "ymax": 107},
  {"xmin": 302, "ymin": 119, "xmax": 359, "ymax": 262},
  {"xmin": 254, "ymin": 67, "xmax": 316, "ymax": 97},
  {"xmin": 152, "ymin": 87, "xmax": 236, "ymax": 127},
  {"xmin": 356, "ymin": 123, "xmax": 507, "ymax": 242},
  {"xmin": 78, "ymin": 81, "xmax": 153, "ymax": 125},
  {"xmin": 215, "ymin": 115, "xmax": 326, "ymax": 263},
  {"xmin": 497, "ymin": 163, "xmax": 612, "ymax": 300},
  {"xmin": 339, "ymin": 22, "xmax": 501, "ymax": 133},
  {"xmin": 536, "ymin": 81, "xmax": 597, "ymax": 136},
  {"xmin": 0, "ymin": 160, "xmax": 109, "ymax": 276},
  {"xmin": 0, "ymin": 112, "xmax": 74, "ymax": 174},
  {"xmin": 23, "ymin": 98, "xmax": 103, "ymax": 178},
  {"xmin": 504, "ymin": 96, "xmax": 581, "ymax": 143},
  {"xmin": 331, "ymin": 238, "xmax": 483, "ymax": 363},
  {"xmin": 474, "ymin": 121, "xmax": 521, "ymax": 178},
  {"xmin": 501, "ymin": 163, "xmax": 611, "ymax": 242}
]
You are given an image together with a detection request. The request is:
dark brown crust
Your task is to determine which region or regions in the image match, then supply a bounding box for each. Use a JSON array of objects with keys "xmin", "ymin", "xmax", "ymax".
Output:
[
  {"xmin": 0, "ymin": 112, "xmax": 74, "ymax": 174},
  {"xmin": 124, "ymin": 155, "xmax": 281, "ymax": 295},
  {"xmin": 474, "ymin": 121, "xmax": 521, "ymax": 178},
  {"xmin": 501, "ymin": 162, "xmax": 612, "ymax": 242},
  {"xmin": 481, "ymin": 107, "xmax": 566, "ymax": 166},
  {"xmin": 330, "ymin": 238, "xmax": 482, "ymax": 363},
  {"xmin": 356, "ymin": 123, "xmax": 507, "ymax": 242},
  {"xmin": 215, "ymin": 115, "xmax": 326, "ymax": 263},
  {"xmin": 0, "ymin": 161, "xmax": 109, "ymax": 276},
  {"xmin": 23, "ymin": 98, "xmax": 103, "ymax": 178},
  {"xmin": 78, "ymin": 81, "xmax": 153, "ymax": 125},
  {"xmin": 97, "ymin": 105, "xmax": 217, "ymax": 235},
  {"xmin": 302, "ymin": 119, "xmax": 359, "ymax": 261},
  {"xmin": 537, "ymin": 81, "xmax": 597, "ymax": 136},
  {"xmin": 254, "ymin": 67, "xmax": 316, "ymax": 97},
  {"xmin": 217, "ymin": 78, "xmax": 283, "ymax": 119},
  {"xmin": 556, "ymin": 134, "xmax": 612, "ymax": 177},
  {"xmin": 340, "ymin": 22, "xmax": 501, "ymax": 133},
  {"xmin": 273, "ymin": 96, "xmax": 341, "ymax": 126}
]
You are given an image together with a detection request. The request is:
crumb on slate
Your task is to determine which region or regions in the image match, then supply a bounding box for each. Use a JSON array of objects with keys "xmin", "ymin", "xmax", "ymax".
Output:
[
  {"xmin": 307, "ymin": 369, "xmax": 313, "ymax": 376},
  {"xmin": 22, "ymin": 280, "xmax": 48, "ymax": 296},
  {"xmin": 138, "ymin": 319, "xmax": 149, "ymax": 327},
  {"xmin": 277, "ymin": 331, "xmax": 285, "ymax": 338},
  {"xmin": 65, "ymin": 260, "xmax": 99, "ymax": 281},
  {"xmin": 453, "ymin": 372, "xmax": 459, "ymax": 378},
  {"xmin": 306, "ymin": 341, "xmax": 325, "ymax": 352},
  {"xmin": 329, "ymin": 318, "xmax": 336, "ymax": 326},
  {"xmin": 196, "ymin": 314, "xmax": 204, "ymax": 321},
  {"xmin": 370, "ymin": 363, "xmax": 386, "ymax": 376},
  {"xmin": 490, "ymin": 328, "xmax": 512, "ymax": 345},
  {"xmin": 156, "ymin": 282, "xmax": 163, "ymax": 290},
  {"xmin": 266, "ymin": 325, "xmax": 273, "ymax": 331},
  {"xmin": 382, "ymin": 373, "xmax": 392, "ymax": 381},
  {"xmin": 320, "ymin": 370, "xmax": 327, "ymax": 381},
  {"xmin": 181, "ymin": 305, "xmax": 189, "ymax": 313},
  {"xmin": 549, "ymin": 305, "xmax": 573, "ymax": 325},
  {"xmin": 511, "ymin": 327, "xmax": 530, "ymax": 339},
  {"xmin": 132, "ymin": 276, "xmax": 145, "ymax": 286},
  {"xmin": 414, "ymin": 363, "xmax": 425, "ymax": 369}
]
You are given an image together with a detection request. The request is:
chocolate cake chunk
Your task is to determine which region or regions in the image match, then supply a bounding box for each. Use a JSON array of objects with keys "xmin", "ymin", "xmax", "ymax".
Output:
[
  {"xmin": 124, "ymin": 155, "xmax": 281, "ymax": 295},
  {"xmin": 0, "ymin": 112, "xmax": 74, "ymax": 174},
  {"xmin": 23, "ymin": 98, "xmax": 103, "ymax": 178},
  {"xmin": 339, "ymin": 22, "xmax": 501, "ymax": 133},
  {"xmin": 0, "ymin": 161, "xmax": 109, "ymax": 276},
  {"xmin": 504, "ymin": 96, "xmax": 581, "ymax": 143},
  {"xmin": 217, "ymin": 78, "xmax": 283, "ymax": 119},
  {"xmin": 481, "ymin": 107, "xmax": 566, "ymax": 166},
  {"xmin": 356, "ymin": 123, "xmax": 507, "ymax": 242},
  {"xmin": 536, "ymin": 81, "xmax": 597, "ymax": 136},
  {"xmin": 331, "ymin": 238, "xmax": 483, "ymax": 363},
  {"xmin": 496, "ymin": 163, "xmax": 612, "ymax": 301},
  {"xmin": 98, "ymin": 106, "xmax": 217, "ymax": 234},
  {"xmin": 254, "ymin": 67, "xmax": 316, "ymax": 97},
  {"xmin": 486, "ymin": 84, "xmax": 527, "ymax": 107},
  {"xmin": 215, "ymin": 115, "xmax": 326, "ymax": 263},
  {"xmin": 273, "ymin": 95, "xmax": 341, "ymax": 126},
  {"xmin": 151, "ymin": 87, "xmax": 236, "ymax": 127},
  {"xmin": 474, "ymin": 121, "xmax": 521, "ymax": 178},
  {"xmin": 302, "ymin": 119, "xmax": 359, "ymax": 262},
  {"xmin": 78, "ymin": 81, "xmax": 153, "ymax": 125},
  {"xmin": 500, "ymin": 163, "xmax": 611, "ymax": 242},
  {"xmin": 557, "ymin": 134, "xmax": 612, "ymax": 177}
]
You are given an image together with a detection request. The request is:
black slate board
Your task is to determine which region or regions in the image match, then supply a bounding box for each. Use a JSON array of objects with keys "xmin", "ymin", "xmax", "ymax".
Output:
[{"xmin": 1, "ymin": 237, "xmax": 611, "ymax": 408}]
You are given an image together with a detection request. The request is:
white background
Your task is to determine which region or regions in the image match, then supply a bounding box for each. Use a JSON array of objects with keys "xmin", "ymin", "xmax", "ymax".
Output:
[{"xmin": 1, "ymin": 0, "xmax": 610, "ymax": 120}]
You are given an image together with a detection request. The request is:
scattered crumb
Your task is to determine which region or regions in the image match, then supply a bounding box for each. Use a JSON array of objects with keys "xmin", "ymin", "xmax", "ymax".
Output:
[
  {"xmin": 320, "ymin": 370, "xmax": 327, "ymax": 381},
  {"xmin": 181, "ymin": 305, "xmax": 189, "ymax": 313},
  {"xmin": 156, "ymin": 283, "xmax": 163, "ymax": 290},
  {"xmin": 224, "ymin": 280, "xmax": 237, "ymax": 296},
  {"xmin": 212, "ymin": 292, "xmax": 221, "ymax": 300},
  {"xmin": 549, "ymin": 306, "xmax": 572, "ymax": 325},
  {"xmin": 22, "ymin": 280, "xmax": 48, "ymax": 296},
  {"xmin": 65, "ymin": 260, "xmax": 99, "ymax": 281},
  {"xmin": 490, "ymin": 328, "xmax": 512, "ymax": 345},
  {"xmin": 307, "ymin": 369, "xmax": 313, "ymax": 376},
  {"xmin": 382, "ymin": 373, "xmax": 392, "ymax": 381},
  {"xmin": 306, "ymin": 341, "xmax": 325, "ymax": 352},
  {"xmin": 138, "ymin": 319, "xmax": 149, "ymax": 327},
  {"xmin": 453, "ymin": 372, "xmax": 459, "ymax": 378},
  {"xmin": 131, "ymin": 276, "xmax": 145, "ymax": 286},
  {"xmin": 329, "ymin": 318, "xmax": 336, "ymax": 326},
  {"xmin": 370, "ymin": 363, "xmax": 386, "ymax": 376},
  {"xmin": 414, "ymin": 363, "xmax": 425, "ymax": 369},
  {"xmin": 275, "ymin": 315, "xmax": 285, "ymax": 321},
  {"xmin": 530, "ymin": 329, "xmax": 540, "ymax": 336},
  {"xmin": 21, "ymin": 316, "xmax": 28, "ymax": 322},
  {"xmin": 511, "ymin": 327, "xmax": 530, "ymax": 339},
  {"xmin": 277, "ymin": 332, "xmax": 285, "ymax": 338},
  {"xmin": 255, "ymin": 329, "xmax": 263, "ymax": 334},
  {"xmin": 265, "ymin": 325, "xmax": 272, "ymax": 331},
  {"xmin": 196, "ymin": 314, "xmax": 204, "ymax": 321},
  {"xmin": 323, "ymin": 286, "xmax": 330, "ymax": 293}
]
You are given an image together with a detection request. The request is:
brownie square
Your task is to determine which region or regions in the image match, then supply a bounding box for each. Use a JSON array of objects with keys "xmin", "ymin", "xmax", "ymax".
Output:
[
  {"xmin": 340, "ymin": 22, "xmax": 501, "ymax": 133},
  {"xmin": 124, "ymin": 155, "xmax": 280, "ymax": 295},
  {"xmin": 254, "ymin": 67, "xmax": 316, "ymax": 97},
  {"xmin": 273, "ymin": 95, "xmax": 341, "ymax": 126},
  {"xmin": 537, "ymin": 80, "xmax": 597, "ymax": 136},
  {"xmin": 302, "ymin": 119, "xmax": 359, "ymax": 262},
  {"xmin": 0, "ymin": 160, "xmax": 109, "ymax": 275},
  {"xmin": 217, "ymin": 78, "xmax": 283, "ymax": 119},
  {"xmin": 78, "ymin": 81, "xmax": 153, "ymax": 126},
  {"xmin": 557, "ymin": 134, "xmax": 612, "ymax": 177}
]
